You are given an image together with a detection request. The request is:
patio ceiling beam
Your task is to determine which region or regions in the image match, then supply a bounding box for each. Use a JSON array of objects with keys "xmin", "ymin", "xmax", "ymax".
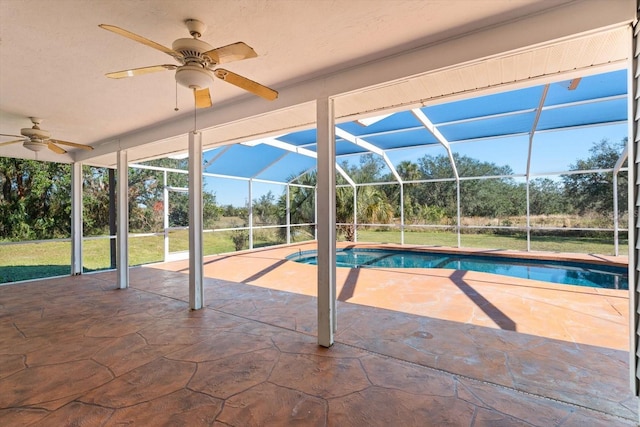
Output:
[
  {"xmin": 334, "ymin": 127, "xmax": 403, "ymax": 183},
  {"xmin": 411, "ymin": 108, "xmax": 459, "ymax": 180}
]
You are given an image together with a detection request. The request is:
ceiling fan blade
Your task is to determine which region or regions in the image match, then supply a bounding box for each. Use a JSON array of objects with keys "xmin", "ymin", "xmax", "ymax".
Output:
[
  {"xmin": 214, "ymin": 69, "xmax": 278, "ymax": 101},
  {"xmin": 99, "ymin": 24, "xmax": 183, "ymax": 60},
  {"xmin": 0, "ymin": 139, "xmax": 25, "ymax": 147},
  {"xmin": 194, "ymin": 88, "xmax": 212, "ymax": 109},
  {"xmin": 47, "ymin": 142, "xmax": 67, "ymax": 154},
  {"xmin": 0, "ymin": 133, "xmax": 24, "ymax": 139},
  {"xmin": 106, "ymin": 64, "xmax": 177, "ymax": 79},
  {"xmin": 204, "ymin": 42, "xmax": 257, "ymax": 65},
  {"xmin": 51, "ymin": 139, "xmax": 94, "ymax": 150}
]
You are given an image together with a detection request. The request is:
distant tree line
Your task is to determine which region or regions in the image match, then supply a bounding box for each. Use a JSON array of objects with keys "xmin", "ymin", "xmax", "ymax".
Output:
[
  {"xmin": 0, "ymin": 138, "xmax": 627, "ymax": 242},
  {"xmin": 281, "ymin": 138, "xmax": 627, "ymax": 239},
  {"xmin": 0, "ymin": 158, "xmax": 221, "ymax": 241}
]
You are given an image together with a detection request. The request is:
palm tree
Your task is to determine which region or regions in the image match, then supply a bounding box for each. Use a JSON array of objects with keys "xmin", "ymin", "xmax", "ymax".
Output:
[
  {"xmin": 356, "ymin": 186, "xmax": 394, "ymax": 224},
  {"xmin": 336, "ymin": 185, "xmax": 394, "ymax": 241},
  {"xmin": 277, "ymin": 171, "xmax": 317, "ymax": 240},
  {"xmin": 336, "ymin": 186, "xmax": 355, "ymax": 240},
  {"xmin": 278, "ymin": 167, "xmax": 396, "ymax": 242},
  {"xmin": 396, "ymin": 160, "xmax": 423, "ymax": 223}
]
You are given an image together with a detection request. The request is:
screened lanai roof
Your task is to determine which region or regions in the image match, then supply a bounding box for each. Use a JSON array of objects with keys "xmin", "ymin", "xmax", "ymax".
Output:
[{"xmin": 196, "ymin": 69, "xmax": 627, "ymax": 183}]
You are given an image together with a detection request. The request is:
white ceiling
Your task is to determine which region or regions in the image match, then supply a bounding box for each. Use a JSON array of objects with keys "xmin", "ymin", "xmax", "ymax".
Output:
[{"xmin": 0, "ymin": 0, "xmax": 635, "ymax": 167}]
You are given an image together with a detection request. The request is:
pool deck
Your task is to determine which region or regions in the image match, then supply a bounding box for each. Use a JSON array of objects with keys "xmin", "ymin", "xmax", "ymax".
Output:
[
  {"xmin": 158, "ymin": 242, "xmax": 629, "ymax": 350},
  {"xmin": 1, "ymin": 242, "xmax": 635, "ymax": 425}
]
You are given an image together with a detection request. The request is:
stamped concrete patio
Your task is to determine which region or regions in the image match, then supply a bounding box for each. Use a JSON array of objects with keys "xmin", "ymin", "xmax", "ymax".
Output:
[{"xmin": 0, "ymin": 242, "xmax": 635, "ymax": 426}]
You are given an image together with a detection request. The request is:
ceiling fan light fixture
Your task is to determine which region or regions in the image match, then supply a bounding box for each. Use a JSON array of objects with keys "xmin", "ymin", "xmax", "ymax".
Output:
[
  {"xmin": 175, "ymin": 65, "xmax": 214, "ymax": 89},
  {"xmin": 23, "ymin": 140, "xmax": 48, "ymax": 152}
]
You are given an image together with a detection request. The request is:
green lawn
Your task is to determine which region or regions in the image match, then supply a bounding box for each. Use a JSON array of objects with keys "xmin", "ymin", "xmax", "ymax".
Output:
[
  {"xmin": 356, "ymin": 229, "xmax": 627, "ymax": 255},
  {"xmin": 0, "ymin": 229, "xmax": 626, "ymax": 284}
]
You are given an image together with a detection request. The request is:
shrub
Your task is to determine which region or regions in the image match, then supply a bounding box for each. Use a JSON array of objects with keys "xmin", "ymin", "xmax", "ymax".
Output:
[{"xmin": 230, "ymin": 230, "xmax": 248, "ymax": 251}]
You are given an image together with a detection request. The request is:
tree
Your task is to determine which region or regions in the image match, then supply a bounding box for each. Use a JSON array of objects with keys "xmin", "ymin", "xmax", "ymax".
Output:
[
  {"xmin": 339, "ymin": 153, "xmax": 386, "ymax": 184},
  {"xmin": 416, "ymin": 154, "xmax": 457, "ymax": 217},
  {"xmin": 356, "ymin": 185, "xmax": 394, "ymax": 224},
  {"xmin": 276, "ymin": 171, "xmax": 316, "ymax": 240},
  {"xmin": 253, "ymin": 191, "xmax": 278, "ymax": 225},
  {"xmin": 222, "ymin": 204, "xmax": 248, "ymax": 219},
  {"xmin": 561, "ymin": 138, "xmax": 627, "ymax": 215},
  {"xmin": 82, "ymin": 165, "xmax": 111, "ymax": 236},
  {"xmin": 413, "ymin": 153, "xmax": 524, "ymax": 219},
  {"xmin": 0, "ymin": 158, "xmax": 71, "ymax": 240},
  {"xmin": 81, "ymin": 158, "xmax": 224, "ymax": 236},
  {"xmin": 277, "ymin": 165, "xmax": 396, "ymax": 241},
  {"xmin": 396, "ymin": 160, "xmax": 422, "ymax": 221},
  {"xmin": 336, "ymin": 155, "xmax": 396, "ymax": 240},
  {"xmin": 529, "ymin": 178, "xmax": 567, "ymax": 215}
]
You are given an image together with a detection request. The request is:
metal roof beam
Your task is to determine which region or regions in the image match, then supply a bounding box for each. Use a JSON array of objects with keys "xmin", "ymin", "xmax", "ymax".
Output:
[
  {"xmin": 411, "ymin": 108, "xmax": 459, "ymax": 180},
  {"xmin": 526, "ymin": 84, "xmax": 550, "ymax": 179},
  {"xmin": 250, "ymin": 152, "xmax": 290, "ymax": 180},
  {"xmin": 426, "ymin": 94, "xmax": 626, "ymax": 128},
  {"xmin": 258, "ymin": 137, "xmax": 356, "ymax": 187},
  {"xmin": 289, "ymin": 166, "xmax": 317, "ymax": 184},
  {"xmin": 203, "ymin": 145, "xmax": 232, "ymax": 170},
  {"xmin": 334, "ymin": 127, "xmax": 402, "ymax": 183},
  {"xmin": 614, "ymin": 144, "xmax": 629, "ymax": 174}
]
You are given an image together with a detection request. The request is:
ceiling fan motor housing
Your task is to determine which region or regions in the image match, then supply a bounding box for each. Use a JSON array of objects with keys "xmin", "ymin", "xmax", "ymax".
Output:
[
  {"xmin": 21, "ymin": 127, "xmax": 50, "ymax": 141},
  {"xmin": 172, "ymin": 37, "xmax": 215, "ymax": 89}
]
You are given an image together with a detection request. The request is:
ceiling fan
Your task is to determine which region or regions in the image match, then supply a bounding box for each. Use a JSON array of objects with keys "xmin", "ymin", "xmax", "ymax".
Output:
[
  {"xmin": 99, "ymin": 19, "xmax": 278, "ymax": 108},
  {"xmin": 0, "ymin": 117, "xmax": 94, "ymax": 154}
]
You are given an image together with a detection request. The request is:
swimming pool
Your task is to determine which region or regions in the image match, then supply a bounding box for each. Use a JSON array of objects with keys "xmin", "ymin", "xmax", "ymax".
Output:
[{"xmin": 287, "ymin": 248, "xmax": 628, "ymax": 290}]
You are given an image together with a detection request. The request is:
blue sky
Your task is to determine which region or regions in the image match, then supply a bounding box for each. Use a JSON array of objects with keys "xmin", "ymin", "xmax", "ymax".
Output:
[
  {"xmin": 202, "ymin": 69, "xmax": 628, "ymax": 207},
  {"xmin": 207, "ymin": 121, "xmax": 628, "ymax": 208}
]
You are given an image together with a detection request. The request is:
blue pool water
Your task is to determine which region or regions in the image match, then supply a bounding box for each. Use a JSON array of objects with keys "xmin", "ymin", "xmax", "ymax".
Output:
[{"xmin": 287, "ymin": 248, "xmax": 628, "ymax": 289}]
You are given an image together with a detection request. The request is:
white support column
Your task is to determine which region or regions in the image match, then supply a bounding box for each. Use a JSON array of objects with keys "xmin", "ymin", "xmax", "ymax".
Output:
[
  {"xmin": 353, "ymin": 186, "xmax": 357, "ymax": 242},
  {"xmin": 526, "ymin": 182, "xmax": 531, "ymax": 252},
  {"xmin": 286, "ymin": 184, "xmax": 291, "ymax": 244},
  {"xmin": 116, "ymin": 150, "xmax": 129, "ymax": 289},
  {"xmin": 188, "ymin": 131, "xmax": 204, "ymax": 310},
  {"xmin": 248, "ymin": 179, "xmax": 254, "ymax": 250},
  {"xmin": 613, "ymin": 173, "xmax": 619, "ymax": 256},
  {"xmin": 456, "ymin": 182, "xmax": 461, "ymax": 248},
  {"xmin": 317, "ymin": 96, "xmax": 337, "ymax": 347},
  {"xmin": 314, "ymin": 187, "xmax": 318, "ymax": 240},
  {"xmin": 70, "ymin": 162, "xmax": 83, "ymax": 275},
  {"xmin": 613, "ymin": 145, "xmax": 629, "ymax": 257},
  {"xmin": 163, "ymin": 171, "xmax": 169, "ymax": 261},
  {"xmin": 400, "ymin": 183, "xmax": 405, "ymax": 245},
  {"xmin": 628, "ymin": 17, "xmax": 638, "ymax": 404}
]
